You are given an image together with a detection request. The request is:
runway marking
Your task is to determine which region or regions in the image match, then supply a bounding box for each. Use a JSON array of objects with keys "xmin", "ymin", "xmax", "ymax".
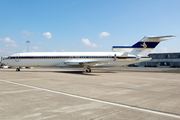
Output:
[
  {"xmin": 0, "ymin": 79, "xmax": 180, "ymax": 119},
  {"xmin": 0, "ymin": 89, "xmax": 37, "ymax": 94}
]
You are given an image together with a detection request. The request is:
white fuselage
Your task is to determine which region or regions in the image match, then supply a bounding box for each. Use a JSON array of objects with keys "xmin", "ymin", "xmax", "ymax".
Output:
[
  {"xmin": 2, "ymin": 52, "xmax": 151, "ymax": 68},
  {"xmin": 1, "ymin": 35, "xmax": 174, "ymax": 71}
]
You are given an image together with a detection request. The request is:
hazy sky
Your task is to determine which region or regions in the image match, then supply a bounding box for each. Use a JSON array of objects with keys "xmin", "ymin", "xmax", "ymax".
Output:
[{"xmin": 0, "ymin": 0, "xmax": 180, "ymax": 56}]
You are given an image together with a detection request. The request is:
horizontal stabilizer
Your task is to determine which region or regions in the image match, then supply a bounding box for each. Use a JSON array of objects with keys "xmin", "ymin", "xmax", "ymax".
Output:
[
  {"xmin": 141, "ymin": 35, "xmax": 176, "ymax": 42},
  {"xmin": 148, "ymin": 35, "xmax": 176, "ymax": 39}
]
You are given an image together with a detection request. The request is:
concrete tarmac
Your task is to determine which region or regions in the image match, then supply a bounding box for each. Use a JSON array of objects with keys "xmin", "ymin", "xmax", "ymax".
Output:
[{"xmin": 0, "ymin": 67, "xmax": 180, "ymax": 120}]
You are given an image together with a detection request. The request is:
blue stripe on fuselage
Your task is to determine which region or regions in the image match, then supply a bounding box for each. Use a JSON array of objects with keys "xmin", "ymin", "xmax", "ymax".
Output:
[
  {"xmin": 5, "ymin": 56, "xmax": 151, "ymax": 60},
  {"xmin": 113, "ymin": 46, "xmax": 132, "ymax": 48}
]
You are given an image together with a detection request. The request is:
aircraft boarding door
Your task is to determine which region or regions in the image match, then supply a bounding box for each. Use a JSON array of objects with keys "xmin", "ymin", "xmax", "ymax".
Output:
[
  {"xmin": 108, "ymin": 54, "xmax": 112, "ymax": 61},
  {"xmin": 69, "ymin": 56, "xmax": 73, "ymax": 60},
  {"xmin": 75, "ymin": 56, "xmax": 79, "ymax": 60},
  {"xmin": 15, "ymin": 54, "xmax": 19, "ymax": 62}
]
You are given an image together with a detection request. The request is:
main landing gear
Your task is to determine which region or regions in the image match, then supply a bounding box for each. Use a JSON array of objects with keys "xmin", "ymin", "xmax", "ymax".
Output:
[
  {"xmin": 16, "ymin": 68, "xmax": 20, "ymax": 71},
  {"xmin": 86, "ymin": 68, "xmax": 91, "ymax": 73}
]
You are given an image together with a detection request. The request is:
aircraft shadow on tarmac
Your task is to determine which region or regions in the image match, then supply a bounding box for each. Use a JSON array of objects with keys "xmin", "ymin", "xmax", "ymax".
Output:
[
  {"xmin": 16, "ymin": 70, "xmax": 115, "ymax": 76},
  {"xmin": 53, "ymin": 70, "xmax": 115, "ymax": 76},
  {"xmin": 53, "ymin": 71, "xmax": 96, "ymax": 76}
]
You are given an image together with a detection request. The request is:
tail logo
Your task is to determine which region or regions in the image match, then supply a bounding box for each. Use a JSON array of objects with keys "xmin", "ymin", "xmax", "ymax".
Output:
[{"xmin": 141, "ymin": 42, "xmax": 147, "ymax": 48}]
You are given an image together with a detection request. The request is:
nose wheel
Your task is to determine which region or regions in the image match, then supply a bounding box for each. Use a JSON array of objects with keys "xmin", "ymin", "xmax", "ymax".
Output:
[
  {"xmin": 16, "ymin": 68, "xmax": 20, "ymax": 71},
  {"xmin": 86, "ymin": 68, "xmax": 91, "ymax": 73}
]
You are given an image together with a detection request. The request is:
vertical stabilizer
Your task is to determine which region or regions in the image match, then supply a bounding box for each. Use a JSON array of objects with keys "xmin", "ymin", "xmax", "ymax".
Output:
[{"xmin": 112, "ymin": 35, "xmax": 175, "ymax": 56}]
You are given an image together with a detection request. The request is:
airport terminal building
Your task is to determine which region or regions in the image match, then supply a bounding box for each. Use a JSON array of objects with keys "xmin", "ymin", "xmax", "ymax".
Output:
[{"xmin": 137, "ymin": 52, "xmax": 180, "ymax": 68}]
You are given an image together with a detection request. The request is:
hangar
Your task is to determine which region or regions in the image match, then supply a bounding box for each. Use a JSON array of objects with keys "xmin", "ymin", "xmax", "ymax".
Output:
[{"xmin": 138, "ymin": 52, "xmax": 180, "ymax": 68}]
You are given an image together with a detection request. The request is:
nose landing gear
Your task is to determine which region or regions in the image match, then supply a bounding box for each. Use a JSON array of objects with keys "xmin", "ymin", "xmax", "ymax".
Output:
[{"xmin": 16, "ymin": 68, "xmax": 20, "ymax": 71}]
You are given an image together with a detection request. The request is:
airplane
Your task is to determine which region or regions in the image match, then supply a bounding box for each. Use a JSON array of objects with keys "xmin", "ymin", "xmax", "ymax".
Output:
[{"xmin": 1, "ymin": 35, "xmax": 175, "ymax": 73}]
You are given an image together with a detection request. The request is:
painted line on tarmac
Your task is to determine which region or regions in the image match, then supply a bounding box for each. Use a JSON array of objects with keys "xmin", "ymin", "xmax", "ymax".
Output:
[{"xmin": 1, "ymin": 79, "xmax": 180, "ymax": 119}]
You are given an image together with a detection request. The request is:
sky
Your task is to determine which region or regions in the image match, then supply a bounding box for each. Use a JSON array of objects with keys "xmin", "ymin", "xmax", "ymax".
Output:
[{"xmin": 0, "ymin": 0, "xmax": 180, "ymax": 57}]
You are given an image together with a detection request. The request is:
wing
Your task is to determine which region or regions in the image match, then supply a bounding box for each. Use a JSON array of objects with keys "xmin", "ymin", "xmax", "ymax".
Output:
[
  {"xmin": 64, "ymin": 52, "xmax": 130, "ymax": 67},
  {"xmin": 64, "ymin": 59, "xmax": 113, "ymax": 66}
]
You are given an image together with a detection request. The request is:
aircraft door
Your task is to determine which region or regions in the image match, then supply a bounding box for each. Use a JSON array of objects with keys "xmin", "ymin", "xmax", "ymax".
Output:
[
  {"xmin": 75, "ymin": 56, "xmax": 79, "ymax": 60},
  {"xmin": 108, "ymin": 54, "xmax": 112, "ymax": 60},
  {"xmin": 69, "ymin": 55, "xmax": 73, "ymax": 60},
  {"xmin": 15, "ymin": 54, "xmax": 19, "ymax": 62}
]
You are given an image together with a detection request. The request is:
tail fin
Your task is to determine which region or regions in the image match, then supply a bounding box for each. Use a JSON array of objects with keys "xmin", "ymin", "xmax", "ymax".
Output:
[{"xmin": 112, "ymin": 35, "xmax": 175, "ymax": 56}]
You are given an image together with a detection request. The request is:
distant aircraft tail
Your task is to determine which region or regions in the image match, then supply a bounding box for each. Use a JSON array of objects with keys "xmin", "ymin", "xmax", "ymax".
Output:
[{"xmin": 112, "ymin": 35, "xmax": 175, "ymax": 56}]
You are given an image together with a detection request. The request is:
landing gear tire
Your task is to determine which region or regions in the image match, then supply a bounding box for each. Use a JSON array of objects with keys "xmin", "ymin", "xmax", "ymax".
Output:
[
  {"xmin": 16, "ymin": 68, "xmax": 20, "ymax": 71},
  {"xmin": 86, "ymin": 68, "xmax": 91, "ymax": 73}
]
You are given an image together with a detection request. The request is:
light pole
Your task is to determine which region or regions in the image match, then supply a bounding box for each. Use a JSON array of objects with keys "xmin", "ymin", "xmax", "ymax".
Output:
[{"xmin": 26, "ymin": 41, "xmax": 30, "ymax": 52}]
